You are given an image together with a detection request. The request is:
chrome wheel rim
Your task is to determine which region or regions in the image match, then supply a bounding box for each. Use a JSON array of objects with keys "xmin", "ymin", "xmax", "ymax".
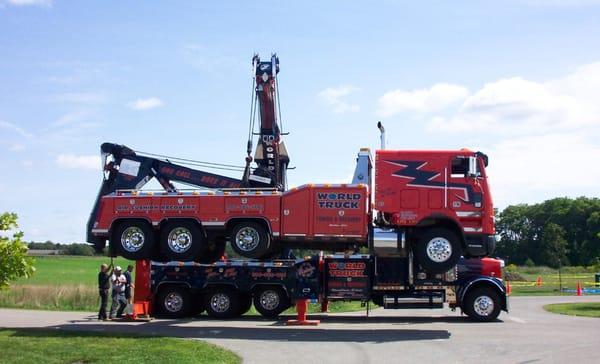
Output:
[
  {"xmin": 210, "ymin": 293, "xmax": 230, "ymax": 313},
  {"xmin": 164, "ymin": 292, "xmax": 183, "ymax": 313},
  {"xmin": 260, "ymin": 290, "xmax": 280, "ymax": 310},
  {"xmin": 167, "ymin": 227, "xmax": 193, "ymax": 253},
  {"xmin": 426, "ymin": 237, "xmax": 452, "ymax": 263},
  {"xmin": 235, "ymin": 227, "xmax": 260, "ymax": 252},
  {"xmin": 473, "ymin": 295, "xmax": 494, "ymax": 317},
  {"xmin": 121, "ymin": 226, "xmax": 145, "ymax": 252}
]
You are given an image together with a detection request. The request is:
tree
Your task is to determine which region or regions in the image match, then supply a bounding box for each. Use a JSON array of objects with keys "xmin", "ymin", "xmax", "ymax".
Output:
[
  {"xmin": 0, "ymin": 213, "xmax": 35, "ymax": 289},
  {"xmin": 539, "ymin": 223, "xmax": 569, "ymax": 268}
]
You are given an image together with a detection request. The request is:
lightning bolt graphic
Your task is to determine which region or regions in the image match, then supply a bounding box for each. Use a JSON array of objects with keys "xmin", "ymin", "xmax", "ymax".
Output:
[{"xmin": 385, "ymin": 160, "xmax": 473, "ymax": 203}]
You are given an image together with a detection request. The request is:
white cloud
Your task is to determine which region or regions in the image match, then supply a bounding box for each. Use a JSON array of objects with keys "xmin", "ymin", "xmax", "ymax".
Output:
[
  {"xmin": 56, "ymin": 154, "xmax": 100, "ymax": 170},
  {"xmin": 427, "ymin": 69, "xmax": 599, "ymax": 135},
  {"xmin": 128, "ymin": 97, "xmax": 164, "ymax": 111},
  {"xmin": 377, "ymin": 83, "xmax": 469, "ymax": 117},
  {"xmin": 318, "ymin": 85, "xmax": 360, "ymax": 114},
  {"xmin": 0, "ymin": 120, "xmax": 33, "ymax": 138},
  {"xmin": 3, "ymin": 0, "xmax": 51, "ymax": 6},
  {"xmin": 379, "ymin": 62, "xmax": 600, "ymax": 206}
]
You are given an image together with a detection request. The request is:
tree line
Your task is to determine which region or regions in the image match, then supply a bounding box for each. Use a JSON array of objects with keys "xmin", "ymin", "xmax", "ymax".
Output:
[
  {"xmin": 495, "ymin": 197, "xmax": 600, "ymax": 268},
  {"xmin": 27, "ymin": 241, "xmax": 99, "ymax": 256}
]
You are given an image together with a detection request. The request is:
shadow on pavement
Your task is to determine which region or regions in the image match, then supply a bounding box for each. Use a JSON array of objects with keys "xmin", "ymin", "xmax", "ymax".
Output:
[{"xmin": 49, "ymin": 320, "xmax": 451, "ymax": 343}]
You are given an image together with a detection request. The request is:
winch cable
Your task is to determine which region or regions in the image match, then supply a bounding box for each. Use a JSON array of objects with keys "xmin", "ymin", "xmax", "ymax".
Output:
[{"xmin": 134, "ymin": 150, "xmax": 248, "ymax": 171}]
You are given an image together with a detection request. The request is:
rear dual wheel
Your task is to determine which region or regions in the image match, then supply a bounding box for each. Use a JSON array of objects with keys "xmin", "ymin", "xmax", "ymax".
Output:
[
  {"xmin": 112, "ymin": 220, "xmax": 155, "ymax": 260},
  {"xmin": 160, "ymin": 221, "xmax": 203, "ymax": 261},
  {"xmin": 230, "ymin": 222, "xmax": 271, "ymax": 259}
]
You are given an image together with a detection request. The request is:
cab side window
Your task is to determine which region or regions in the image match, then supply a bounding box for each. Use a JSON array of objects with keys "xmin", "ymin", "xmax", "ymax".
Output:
[{"xmin": 451, "ymin": 157, "xmax": 468, "ymax": 178}]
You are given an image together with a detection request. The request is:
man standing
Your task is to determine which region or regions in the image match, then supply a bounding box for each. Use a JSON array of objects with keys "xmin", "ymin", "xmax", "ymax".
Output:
[
  {"xmin": 98, "ymin": 263, "xmax": 113, "ymax": 321},
  {"xmin": 124, "ymin": 265, "xmax": 135, "ymax": 304},
  {"xmin": 109, "ymin": 266, "xmax": 128, "ymax": 319}
]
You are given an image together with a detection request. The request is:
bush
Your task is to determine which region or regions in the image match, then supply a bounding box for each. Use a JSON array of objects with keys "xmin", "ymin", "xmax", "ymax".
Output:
[
  {"xmin": 524, "ymin": 258, "xmax": 535, "ymax": 267},
  {"xmin": 62, "ymin": 244, "xmax": 95, "ymax": 256}
]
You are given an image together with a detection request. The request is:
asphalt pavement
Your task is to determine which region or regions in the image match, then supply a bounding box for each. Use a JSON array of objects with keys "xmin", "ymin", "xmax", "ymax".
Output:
[{"xmin": 1, "ymin": 296, "xmax": 600, "ymax": 364}]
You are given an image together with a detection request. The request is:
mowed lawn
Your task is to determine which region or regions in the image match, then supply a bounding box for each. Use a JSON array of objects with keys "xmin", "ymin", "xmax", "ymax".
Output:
[
  {"xmin": 508, "ymin": 267, "xmax": 598, "ymax": 296},
  {"xmin": 0, "ymin": 329, "xmax": 240, "ymax": 364},
  {"xmin": 544, "ymin": 302, "xmax": 600, "ymax": 318}
]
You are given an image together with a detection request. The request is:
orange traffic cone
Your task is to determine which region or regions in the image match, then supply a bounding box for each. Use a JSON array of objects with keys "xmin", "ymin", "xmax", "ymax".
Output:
[
  {"xmin": 536, "ymin": 276, "xmax": 542, "ymax": 287},
  {"xmin": 506, "ymin": 281, "xmax": 512, "ymax": 295},
  {"xmin": 576, "ymin": 281, "xmax": 583, "ymax": 296},
  {"xmin": 285, "ymin": 299, "xmax": 320, "ymax": 326}
]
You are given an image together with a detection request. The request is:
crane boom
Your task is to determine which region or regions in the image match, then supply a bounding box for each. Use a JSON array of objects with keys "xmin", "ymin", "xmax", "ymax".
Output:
[{"xmin": 244, "ymin": 53, "xmax": 290, "ymax": 190}]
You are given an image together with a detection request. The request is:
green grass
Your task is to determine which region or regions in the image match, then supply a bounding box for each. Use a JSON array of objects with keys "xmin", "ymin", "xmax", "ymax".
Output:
[
  {"xmin": 0, "ymin": 329, "xmax": 240, "ymax": 364},
  {"xmin": 17, "ymin": 256, "xmax": 132, "ymax": 285},
  {"xmin": 507, "ymin": 266, "xmax": 597, "ymax": 296},
  {"xmin": 0, "ymin": 256, "xmax": 132, "ymax": 311},
  {"xmin": 544, "ymin": 302, "xmax": 600, "ymax": 318}
]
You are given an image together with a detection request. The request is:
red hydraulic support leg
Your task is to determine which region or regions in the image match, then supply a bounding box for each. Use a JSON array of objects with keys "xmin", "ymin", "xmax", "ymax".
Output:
[
  {"xmin": 285, "ymin": 299, "xmax": 320, "ymax": 326},
  {"xmin": 131, "ymin": 260, "xmax": 152, "ymax": 320}
]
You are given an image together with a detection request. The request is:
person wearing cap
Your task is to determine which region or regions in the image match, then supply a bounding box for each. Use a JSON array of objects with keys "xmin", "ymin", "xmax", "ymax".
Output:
[
  {"xmin": 98, "ymin": 262, "xmax": 113, "ymax": 321},
  {"xmin": 109, "ymin": 266, "xmax": 128, "ymax": 319}
]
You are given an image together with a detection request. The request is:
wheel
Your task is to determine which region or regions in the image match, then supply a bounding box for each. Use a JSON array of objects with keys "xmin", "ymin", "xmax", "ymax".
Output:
[
  {"xmin": 237, "ymin": 293, "xmax": 252, "ymax": 317},
  {"xmin": 253, "ymin": 286, "xmax": 290, "ymax": 318},
  {"xmin": 160, "ymin": 221, "xmax": 204, "ymax": 261},
  {"xmin": 112, "ymin": 220, "xmax": 155, "ymax": 260},
  {"xmin": 155, "ymin": 286, "xmax": 192, "ymax": 318},
  {"xmin": 230, "ymin": 222, "xmax": 271, "ymax": 259},
  {"xmin": 204, "ymin": 287, "xmax": 241, "ymax": 319},
  {"xmin": 463, "ymin": 287, "xmax": 501, "ymax": 322},
  {"xmin": 415, "ymin": 228, "xmax": 462, "ymax": 274}
]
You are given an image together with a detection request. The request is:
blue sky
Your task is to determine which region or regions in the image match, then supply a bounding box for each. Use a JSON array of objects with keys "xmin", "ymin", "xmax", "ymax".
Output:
[{"xmin": 1, "ymin": 0, "xmax": 599, "ymax": 243}]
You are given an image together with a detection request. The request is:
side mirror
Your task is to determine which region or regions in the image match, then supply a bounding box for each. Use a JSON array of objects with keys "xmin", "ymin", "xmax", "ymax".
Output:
[{"xmin": 468, "ymin": 156, "xmax": 479, "ymax": 177}]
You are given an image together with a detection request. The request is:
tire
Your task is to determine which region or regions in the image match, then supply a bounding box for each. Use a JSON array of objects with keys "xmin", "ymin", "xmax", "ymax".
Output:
[
  {"xmin": 230, "ymin": 222, "xmax": 271, "ymax": 259},
  {"xmin": 155, "ymin": 286, "xmax": 192, "ymax": 318},
  {"xmin": 112, "ymin": 220, "xmax": 155, "ymax": 260},
  {"xmin": 463, "ymin": 287, "xmax": 501, "ymax": 322},
  {"xmin": 415, "ymin": 228, "xmax": 462, "ymax": 274},
  {"xmin": 160, "ymin": 220, "xmax": 204, "ymax": 261},
  {"xmin": 204, "ymin": 286, "xmax": 241, "ymax": 319},
  {"xmin": 253, "ymin": 286, "xmax": 290, "ymax": 318}
]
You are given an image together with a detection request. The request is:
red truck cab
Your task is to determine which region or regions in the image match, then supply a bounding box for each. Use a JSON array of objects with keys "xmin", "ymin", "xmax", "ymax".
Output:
[{"xmin": 374, "ymin": 149, "xmax": 495, "ymax": 272}]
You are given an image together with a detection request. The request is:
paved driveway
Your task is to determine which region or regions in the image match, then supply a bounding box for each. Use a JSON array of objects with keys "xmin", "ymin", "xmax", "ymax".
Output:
[{"xmin": 2, "ymin": 296, "xmax": 600, "ymax": 364}]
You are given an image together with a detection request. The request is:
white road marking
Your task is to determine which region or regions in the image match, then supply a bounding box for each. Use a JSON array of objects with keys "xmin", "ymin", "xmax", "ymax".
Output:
[{"xmin": 508, "ymin": 316, "xmax": 527, "ymax": 324}]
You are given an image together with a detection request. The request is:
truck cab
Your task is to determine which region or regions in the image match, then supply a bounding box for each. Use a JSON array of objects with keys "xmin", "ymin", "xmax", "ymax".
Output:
[{"xmin": 374, "ymin": 149, "xmax": 495, "ymax": 273}]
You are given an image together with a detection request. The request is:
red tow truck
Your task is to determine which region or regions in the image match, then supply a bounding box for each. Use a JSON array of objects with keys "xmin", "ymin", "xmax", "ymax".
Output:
[{"xmin": 88, "ymin": 54, "xmax": 506, "ymax": 322}]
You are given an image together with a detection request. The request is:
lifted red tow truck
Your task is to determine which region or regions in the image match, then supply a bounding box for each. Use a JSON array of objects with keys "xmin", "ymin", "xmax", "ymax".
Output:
[{"xmin": 87, "ymin": 53, "xmax": 496, "ymax": 276}]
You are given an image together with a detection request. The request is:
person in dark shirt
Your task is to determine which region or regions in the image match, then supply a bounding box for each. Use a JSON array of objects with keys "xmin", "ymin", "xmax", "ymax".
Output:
[
  {"xmin": 98, "ymin": 263, "xmax": 113, "ymax": 321},
  {"xmin": 123, "ymin": 265, "xmax": 135, "ymax": 304}
]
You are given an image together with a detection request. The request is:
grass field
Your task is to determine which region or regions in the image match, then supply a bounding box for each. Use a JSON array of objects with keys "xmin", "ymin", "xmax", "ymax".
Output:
[
  {"xmin": 507, "ymin": 266, "xmax": 598, "ymax": 296},
  {"xmin": 0, "ymin": 256, "xmax": 131, "ymax": 311},
  {"xmin": 0, "ymin": 329, "xmax": 240, "ymax": 364},
  {"xmin": 544, "ymin": 302, "xmax": 600, "ymax": 318}
]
